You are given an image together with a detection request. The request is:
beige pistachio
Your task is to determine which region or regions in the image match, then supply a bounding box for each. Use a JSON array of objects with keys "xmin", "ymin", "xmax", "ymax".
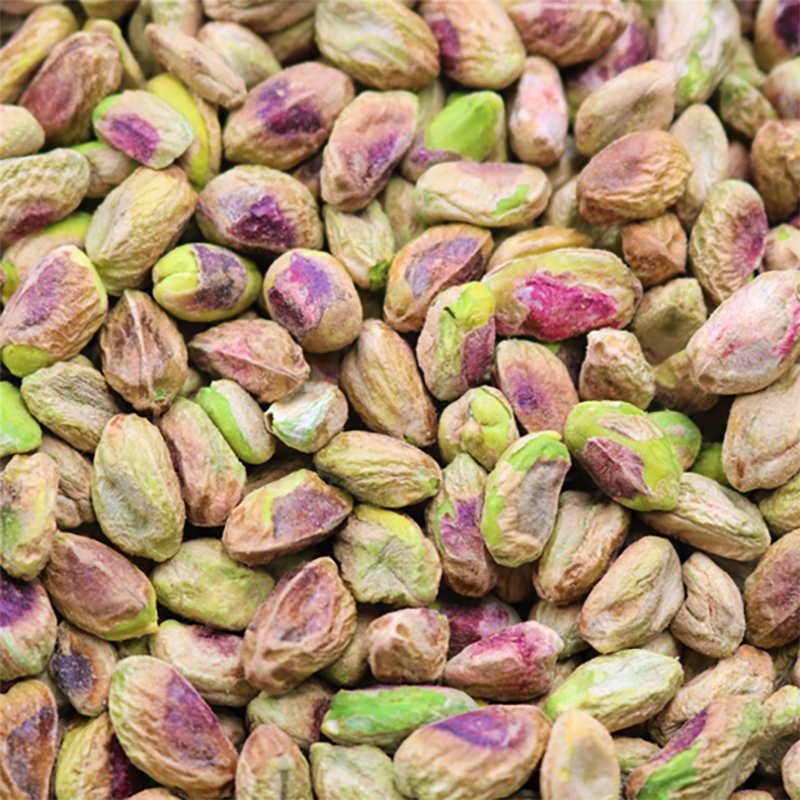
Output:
[
  {"xmin": 197, "ymin": 20, "xmax": 281, "ymax": 90},
  {"xmin": 0, "ymin": 104, "xmax": 44, "ymax": 159},
  {"xmin": 37, "ymin": 434, "xmax": 95, "ymax": 529},
  {"xmin": 751, "ymin": 120, "xmax": 800, "ymax": 224},
  {"xmin": 621, "ymin": 212, "xmax": 688, "ymax": 290}
]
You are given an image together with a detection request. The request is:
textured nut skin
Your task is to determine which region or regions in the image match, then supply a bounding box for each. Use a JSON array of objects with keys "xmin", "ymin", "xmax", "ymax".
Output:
[
  {"xmin": 319, "ymin": 605, "xmax": 378, "ymax": 688},
  {"xmin": 751, "ymin": 120, "xmax": 800, "ymax": 224},
  {"xmin": 648, "ymin": 411, "xmax": 699, "ymax": 471},
  {"xmin": 236, "ymin": 724, "xmax": 312, "ymax": 800},
  {"xmin": 528, "ymin": 600, "xmax": 587, "ymax": 659},
  {"xmin": 621, "ymin": 213, "xmax": 687, "ymax": 289},
  {"xmin": 783, "ymin": 740, "xmax": 800, "ymax": 800},
  {"xmin": 760, "ymin": 470, "xmax": 800, "ymax": 538},
  {"xmin": 37, "ymin": 433, "xmax": 94, "ymax": 530},
  {"xmin": 72, "ymin": 141, "xmax": 137, "ymax": 200},
  {"xmin": 755, "ymin": 685, "xmax": 800, "ymax": 778},
  {"xmin": 653, "ymin": 350, "xmax": 718, "ymax": 416},
  {"xmin": 0, "ymin": 104, "xmax": 45, "ymax": 159},
  {"xmin": 310, "ymin": 742, "xmax": 403, "ymax": 800},
  {"xmin": 763, "ymin": 224, "xmax": 800, "ymax": 273},
  {"xmin": 433, "ymin": 593, "xmax": 521, "ymax": 657},
  {"xmin": 487, "ymin": 227, "xmax": 592, "ymax": 274},
  {"xmin": 197, "ymin": 21, "xmax": 281, "ymax": 91},
  {"xmin": 718, "ymin": 73, "xmax": 778, "ymax": 141}
]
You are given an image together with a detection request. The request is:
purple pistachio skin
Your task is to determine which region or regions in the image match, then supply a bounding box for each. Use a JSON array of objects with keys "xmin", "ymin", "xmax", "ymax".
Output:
[{"xmin": 431, "ymin": 593, "xmax": 522, "ymax": 657}]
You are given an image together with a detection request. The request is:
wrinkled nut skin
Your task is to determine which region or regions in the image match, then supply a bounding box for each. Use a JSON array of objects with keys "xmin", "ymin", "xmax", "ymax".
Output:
[
  {"xmin": 758, "ymin": 685, "xmax": 800, "ymax": 777},
  {"xmin": 686, "ymin": 270, "xmax": 800, "ymax": 395},
  {"xmin": 188, "ymin": 318, "xmax": 310, "ymax": 404},
  {"xmin": 19, "ymin": 31, "xmax": 122, "ymax": 147},
  {"xmin": 202, "ymin": 0, "xmax": 315, "ymax": 34},
  {"xmin": 367, "ymin": 608, "xmax": 450, "ymax": 684},
  {"xmin": 577, "ymin": 131, "xmax": 693, "ymax": 226},
  {"xmin": 223, "ymin": 62, "xmax": 355, "ymax": 170},
  {"xmin": 621, "ymin": 213, "xmax": 687, "ymax": 289},
  {"xmin": 0, "ymin": 104, "xmax": 45, "ymax": 159},
  {"xmin": 41, "ymin": 532, "xmax": 158, "ymax": 641},
  {"xmin": 108, "ymin": 656, "xmax": 238, "ymax": 800},
  {"xmin": 99, "ymin": 290, "xmax": 188, "ymax": 414},
  {"xmin": 528, "ymin": 600, "xmax": 587, "ymax": 659},
  {"xmin": 760, "ymin": 470, "xmax": 800, "ymax": 538},
  {"xmin": 784, "ymin": 740, "xmax": 800, "ymax": 800},
  {"xmin": 444, "ymin": 621, "xmax": 563, "ymax": 702},
  {"xmin": 236, "ymin": 724, "xmax": 312, "ymax": 800},
  {"xmin": 242, "ymin": 557, "xmax": 356, "ymax": 696},
  {"xmin": 315, "ymin": 0, "xmax": 440, "ymax": 92},
  {"xmin": 653, "ymin": 349, "xmax": 718, "ymax": 416},
  {"xmin": 763, "ymin": 57, "xmax": 800, "ymax": 121},
  {"xmin": 384, "ymin": 223, "xmax": 493, "ymax": 333},
  {"xmin": 319, "ymin": 604, "xmax": 378, "ymax": 688},
  {"xmin": 196, "ymin": 165, "xmax": 323, "ymax": 259},
  {"xmin": 505, "ymin": 0, "xmax": 628, "ymax": 67},
  {"xmin": 0, "ymin": 680, "xmax": 58, "ymax": 800},
  {"xmin": 718, "ymin": 73, "xmax": 778, "ymax": 141},
  {"xmin": 321, "ymin": 90, "xmax": 418, "ymax": 212},
  {"xmin": 483, "ymin": 248, "xmax": 642, "ymax": 341},
  {"xmin": 72, "ymin": 141, "xmax": 137, "ymax": 199},
  {"xmin": 393, "ymin": 704, "xmax": 552, "ymax": 800},
  {"xmin": 341, "ymin": 319, "xmax": 437, "ymax": 447},
  {"xmin": 763, "ymin": 223, "xmax": 800, "ymax": 273},
  {"xmin": 543, "ymin": 649, "xmax": 684, "ymax": 733},
  {"xmin": 577, "ymin": 536, "xmax": 684, "ymax": 654},
  {"xmin": 751, "ymin": 120, "xmax": 800, "ymax": 225},
  {"xmin": 310, "ymin": 742, "xmax": 403, "ymax": 800},
  {"xmin": 534, "ymin": 490, "xmax": 631, "ymax": 606},
  {"xmin": 486, "ymin": 227, "xmax": 593, "ymax": 275},
  {"xmin": 0, "ymin": 572, "xmax": 57, "ymax": 681},
  {"xmin": 433, "ymin": 594, "xmax": 520, "ymax": 657},
  {"xmin": 262, "ymin": 249, "xmax": 362, "ymax": 353}
]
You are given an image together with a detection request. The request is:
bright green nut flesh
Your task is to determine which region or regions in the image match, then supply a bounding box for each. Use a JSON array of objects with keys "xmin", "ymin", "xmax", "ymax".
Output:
[
  {"xmin": 424, "ymin": 92, "xmax": 505, "ymax": 163},
  {"xmin": 0, "ymin": 381, "xmax": 41, "ymax": 457},
  {"xmin": 689, "ymin": 442, "xmax": 731, "ymax": 487},
  {"xmin": 648, "ymin": 410, "xmax": 702, "ymax": 471}
]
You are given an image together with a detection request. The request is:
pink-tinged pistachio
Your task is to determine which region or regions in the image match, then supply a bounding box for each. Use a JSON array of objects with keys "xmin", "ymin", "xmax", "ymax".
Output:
[
  {"xmin": 203, "ymin": 0, "xmax": 314, "ymax": 33},
  {"xmin": 319, "ymin": 605, "xmax": 378, "ymax": 688},
  {"xmin": 563, "ymin": 2, "xmax": 651, "ymax": 120},
  {"xmin": 224, "ymin": 62, "xmax": 354, "ymax": 170},
  {"xmin": 237, "ymin": 724, "xmax": 312, "ymax": 800},
  {"xmin": 242, "ymin": 557, "xmax": 357, "ymax": 695},
  {"xmin": 91, "ymin": 414, "xmax": 185, "ymax": 562},
  {"xmin": 83, "ymin": 17, "xmax": 146, "ymax": 90},
  {"xmin": 760, "ymin": 470, "xmax": 800, "ymax": 538},
  {"xmin": 20, "ymin": 360, "xmax": 124, "ymax": 452},
  {"xmin": 393, "ymin": 704, "xmax": 551, "ymax": 800},
  {"xmin": 401, "ymin": 91, "xmax": 507, "ymax": 183},
  {"xmin": 367, "ymin": 608, "xmax": 450, "ymax": 684},
  {"xmin": 315, "ymin": 432, "xmax": 441, "ymax": 508},
  {"xmin": 18, "ymin": 31, "xmax": 121, "ymax": 146},
  {"xmin": 264, "ymin": 12, "xmax": 317, "ymax": 64},
  {"xmin": 42, "ymin": 531, "xmax": 158, "ymax": 641},
  {"xmin": 754, "ymin": 0, "xmax": 800, "ymax": 72},
  {"xmin": 758, "ymin": 686, "xmax": 800, "ymax": 778},
  {"xmin": 321, "ymin": 90, "xmax": 418, "ymax": 212},
  {"xmin": 419, "ymin": 0, "xmax": 524, "ymax": 89},
  {"xmin": 86, "ymin": 166, "xmax": 197, "ymax": 295},
  {"xmin": 384, "ymin": 223, "xmax": 492, "ymax": 333},
  {"xmin": 152, "ymin": 243, "xmax": 261, "ymax": 323},
  {"xmin": 99, "ymin": 290, "xmax": 187, "ymax": 413},
  {"xmin": 505, "ymin": 0, "xmax": 627, "ymax": 67},
  {"xmin": 196, "ymin": 164, "xmax": 323, "ymax": 258},
  {"xmin": 147, "ymin": 72, "xmax": 222, "ymax": 193},
  {"xmin": 751, "ymin": 120, "xmax": 800, "ymax": 224},
  {"xmin": 321, "ymin": 685, "xmax": 479, "ymax": 751},
  {"xmin": 507, "ymin": 56, "xmax": 568, "ymax": 168},
  {"xmin": 0, "ymin": 5, "xmax": 78, "ymax": 104},
  {"xmin": 444, "ymin": 621, "xmax": 563, "ymax": 702},
  {"xmin": 262, "ymin": 249, "xmax": 362, "ymax": 352},
  {"xmin": 315, "ymin": 0, "xmax": 440, "ymax": 92},
  {"xmin": 719, "ymin": 73, "xmax": 778, "ymax": 140},
  {"xmin": 0, "ymin": 680, "xmax": 58, "ymax": 800},
  {"xmin": 37, "ymin": 434, "xmax": 94, "ymax": 529},
  {"xmin": 310, "ymin": 742, "xmax": 403, "ymax": 800},
  {"xmin": 578, "ymin": 329, "xmax": 655, "ymax": 410},
  {"xmin": 198, "ymin": 20, "xmax": 281, "ymax": 90},
  {"xmin": 577, "ymin": 536, "xmax": 684, "ymax": 653},
  {"xmin": 71, "ymin": 141, "xmax": 137, "ymax": 199},
  {"xmin": 622, "ymin": 212, "xmax": 688, "ymax": 289},
  {"xmin": 528, "ymin": 600, "xmax": 588, "ymax": 659},
  {"xmin": 577, "ymin": 130, "xmax": 693, "ymax": 225},
  {"xmin": 653, "ymin": 349, "xmax": 718, "ymax": 416},
  {"xmin": 0, "ymin": 572, "xmax": 56, "ymax": 681},
  {"xmin": 150, "ymin": 620, "xmax": 256, "ymax": 707},
  {"xmin": 334, "ymin": 504, "xmax": 442, "ymax": 607},
  {"xmin": 159, "ymin": 397, "xmax": 245, "ymax": 527},
  {"xmin": 189, "ymin": 318, "xmax": 310, "ymax": 403},
  {"xmin": 669, "ymin": 552, "xmax": 746, "ymax": 659},
  {"xmin": 0, "ymin": 149, "xmax": 90, "ymax": 249},
  {"xmin": 49, "ymin": 621, "xmax": 117, "ymax": 717},
  {"xmin": 534, "ymin": 490, "xmax": 630, "ymax": 605},
  {"xmin": 0, "ymin": 105, "xmax": 44, "ymax": 159},
  {"xmin": 764, "ymin": 57, "xmax": 800, "ymax": 120},
  {"xmin": 744, "ymin": 530, "xmax": 800, "ymax": 649},
  {"xmin": 625, "ymin": 696, "xmax": 766, "ymax": 800},
  {"xmin": 484, "ymin": 248, "xmax": 642, "ymax": 341},
  {"xmin": 540, "ymin": 709, "xmax": 620, "ymax": 800},
  {"xmin": 108, "ymin": 656, "xmax": 238, "ymax": 799},
  {"xmin": 764, "ymin": 224, "xmax": 800, "ymax": 272},
  {"xmin": 487, "ymin": 227, "xmax": 592, "ymax": 274},
  {"xmin": 689, "ymin": 442, "xmax": 731, "ymax": 488},
  {"xmin": 425, "ymin": 453, "xmax": 497, "ymax": 598},
  {"xmin": 631, "ymin": 279, "xmax": 707, "ymax": 367},
  {"xmin": 543, "ymin": 649, "xmax": 684, "ymax": 732},
  {"xmin": 223, "ymin": 468, "xmax": 351, "ymax": 566},
  {"xmin": 152, "ymin": 538, "xmax": 274, "ymax": 631},
  {"xmin": 685, "ymin": 270, "xmax": 800, "ymax": 394},
  {"xmin": 481, "ymin": 432, "xmax": 570, "ymax": 568},
  {"xmin": 652, "ymin": 0, "xmax": 740, "ymax": 110},
  {"xmin": 431, "ymin": 593, "xmax": 520, "ymax": 657},
  {"xmin": 648, "ymin": 410, "xmax": 702, "ymax": 471}
]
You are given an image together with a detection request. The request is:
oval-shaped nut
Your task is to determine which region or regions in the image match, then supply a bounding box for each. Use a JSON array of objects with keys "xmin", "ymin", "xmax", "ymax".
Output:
[
  {"xmin": 223, "ymin": 469, "xmax": 352, "ymax": 566},
  {"xmin": 621, "ymin": 212, "xmax": 687, "ymax": 289},
  {"xmin": 564, "ymin": 401, "xmax": 683, "ymax": 512},
  {"xmin": 83, "ymin": 16, "xmax": 145, "ymax": 91},
  {"xmin": 99, "ymin": 290, "xmax": 187, "ymax": 414},
  {"xmin": 760, "ymin": 470, "xmax": 800, "ymax": 538},
  {"xmin": 0, "ymin": 104, "xmax": 45, "ymax": 159},
  {"xmin": 86, "ymin": 166, "xmax": 197, "ymax": 296},
  {"xmin": 197, "ymin": 20, "xmax": 281, "ymax": 90},
  {"xmin": 487, "ymin": 227, "xmax": 593, "ymax": 275},
  {"xmin": 109, "ymin": 656, "xmax": 238, "ymax": 799},
  {"xmin": 577, "ymin": 536, "xmax": 684, "ymax": 653},
  {"xmin": 334, "ymin": 504, "xmax": 442, "ymax": 607},
  {"xmin": 763, "ymin": 223, "xmax": 800, "ymax": 273},
  {"xmin": 719, "ymin": 73, "xmax": 778, "ymax": 141},
  {"xmin": 223, "ymin": 62, "xmax": 354, "ymax": 170},
  {"xmin": 242, "ymin": 557, "xmax": 357, "ymax": 695},
  {"xmin": 751, "ymin": 120, "xmax": 800, "ymax": 225},
  {"xmin": 393, "ymin": 704, "xmax": 551, "ymax": 800},
  {"xmin": 310, "ymin": 742, "xmax": 403, "ymax": 800},
  {"xmin": 42, "ymin": 531, "xmax": 158, "ymax": 641},
  {"xmin": 543, "ymin": 649, "xmax": 684, "ymax": 732},
  {"xmin": 433, "ymin": 593, "xmax": 521, "ymax": 657},
  {"xmin": 91, "ymin": 414, "xmax": 185, "ymax": 562},
  {"xmin": 577, "ymin": 131, "xmax": 693, "ymax": 225},
  {"xmin": 151, "ymin": 538, "xmax": 274, "ymax": 631},
  {"xmin": 236, "ymin": 724, "xmax": 312, "ymax": 800},
  {"xmin": 483, "ymin": 248, "xmax": 642, "ymax": 341},
  {"xmin": 534, "ymin": 490, "xmax": 631, "ymax": 605},
  {"xmin": 71, "ymin": 141, "xmax": 137, "ymax": 200},
  {"xmin": 315, "ymin": 0, "xmax": 440, "ymax": 91},
  {"xmin": 763, "ymin": 57, "xmax": 800, "ymax": 120}
]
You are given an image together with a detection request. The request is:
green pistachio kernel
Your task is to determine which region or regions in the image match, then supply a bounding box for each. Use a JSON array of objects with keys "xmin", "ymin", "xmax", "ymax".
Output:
[{"xmin": 0, "ymin": 381, "xmax": 42, "ymax": 458}]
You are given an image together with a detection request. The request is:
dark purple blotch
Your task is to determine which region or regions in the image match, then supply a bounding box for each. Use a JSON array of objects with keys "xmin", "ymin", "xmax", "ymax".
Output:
[
  {"xmin": 229, "ymin": 193, "xmax": 295, "ymax": 252},
  {"xmin": 581, "ymin": 437, "xmax": 647, "ymax": 500},
  {"xmin": 50, "ymin": 648, "xmax": 93, "ymax": 692},
  {"xmin": 191, "ymin": 244, "xmax": 248, "ymax": 311},
  {"xmin": 776, "ymin": 0, "xmax": 800, "ymax": 51},
  {"xmin": 271, "ymin": 486, "xmax": 349, "ymax": 542},
  {"xmin": 258, "ymin": 79, "xmax": 324, "ymax": 137},
  {"xmin": 656, "ymin": 707, "xmax": 708, "ymax": 763},
  {"xmin": 104, "ymin": 114, "xmax": 159, "ymax": 165},
  {"xmin": 1, "ymin": 572, "xmax": 37, "ymax": 626},
  {"xmin": 428, "ymin": 17, "xmax": 461, "ymax": 74},
  {"xmin": 460, "ymin": 318, "xmax": 495, "ymax": 388},
  {"xmin": 434, "ymin": 708, "xmax": 518, "ymax": 749},
  {"xmin": 164, "ymin": 673, "xmax": 223, "ymax": 766},
  {"xmin": 7, "ymin": 705, "xmax": 56, "ymax": 798},
  {"xmin": 438, "ymin": 497, "xmax": 484, "ymax": 559},
  {"xmin": 108, "ymin": 736, "xmax": 146, "ymax": 799},
  {"xmin": 407, "ymin": 237, "xmax": 486, "ymax": 300}
]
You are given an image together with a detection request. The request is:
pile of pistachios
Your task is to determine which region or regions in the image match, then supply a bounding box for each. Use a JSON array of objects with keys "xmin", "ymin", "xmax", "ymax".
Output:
[{"xmin": 1, "ymin": 0, "xmax": 800, "ymax": 798}]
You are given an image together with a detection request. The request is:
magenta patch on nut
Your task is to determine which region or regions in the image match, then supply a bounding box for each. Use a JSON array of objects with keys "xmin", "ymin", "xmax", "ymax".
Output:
[
  {"xmin": 229, "ymin": 193, "xmax": 295, "ymax": 251},
  {"xmin": 461, "ymin": 319, "xmax": 495, "ymax": 387},
  {"xmin": 258, "ymin": 80, "xmax": 324, "ymax": 136},
  {"xmin": 437, "ymin": 497, "xmax": 484, "ymax": 558},
  {"xmin": 407, "ymin": 238, "xmax": 486, "ymax": 299},
  {"xmin": 433, "ymin": 708, "xmax": 519, "ymax": 749},
  {"xmin": 581, "ymin": 437, "xmax": 647, "ymax": 499},
  {"xmin": 191, "ymin": 244, "xmax": 248, "ymax": 311},
  {"xmin": 164, "ymin": 673, "xmax": 223, "ymax": 765},
  {"xmin": 104, "ymin": 115, "xmax": 160, "ymax": 165},
  {"xmin": 427, "ymin": 18, "xmax": 461, "ymax": 74}
]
